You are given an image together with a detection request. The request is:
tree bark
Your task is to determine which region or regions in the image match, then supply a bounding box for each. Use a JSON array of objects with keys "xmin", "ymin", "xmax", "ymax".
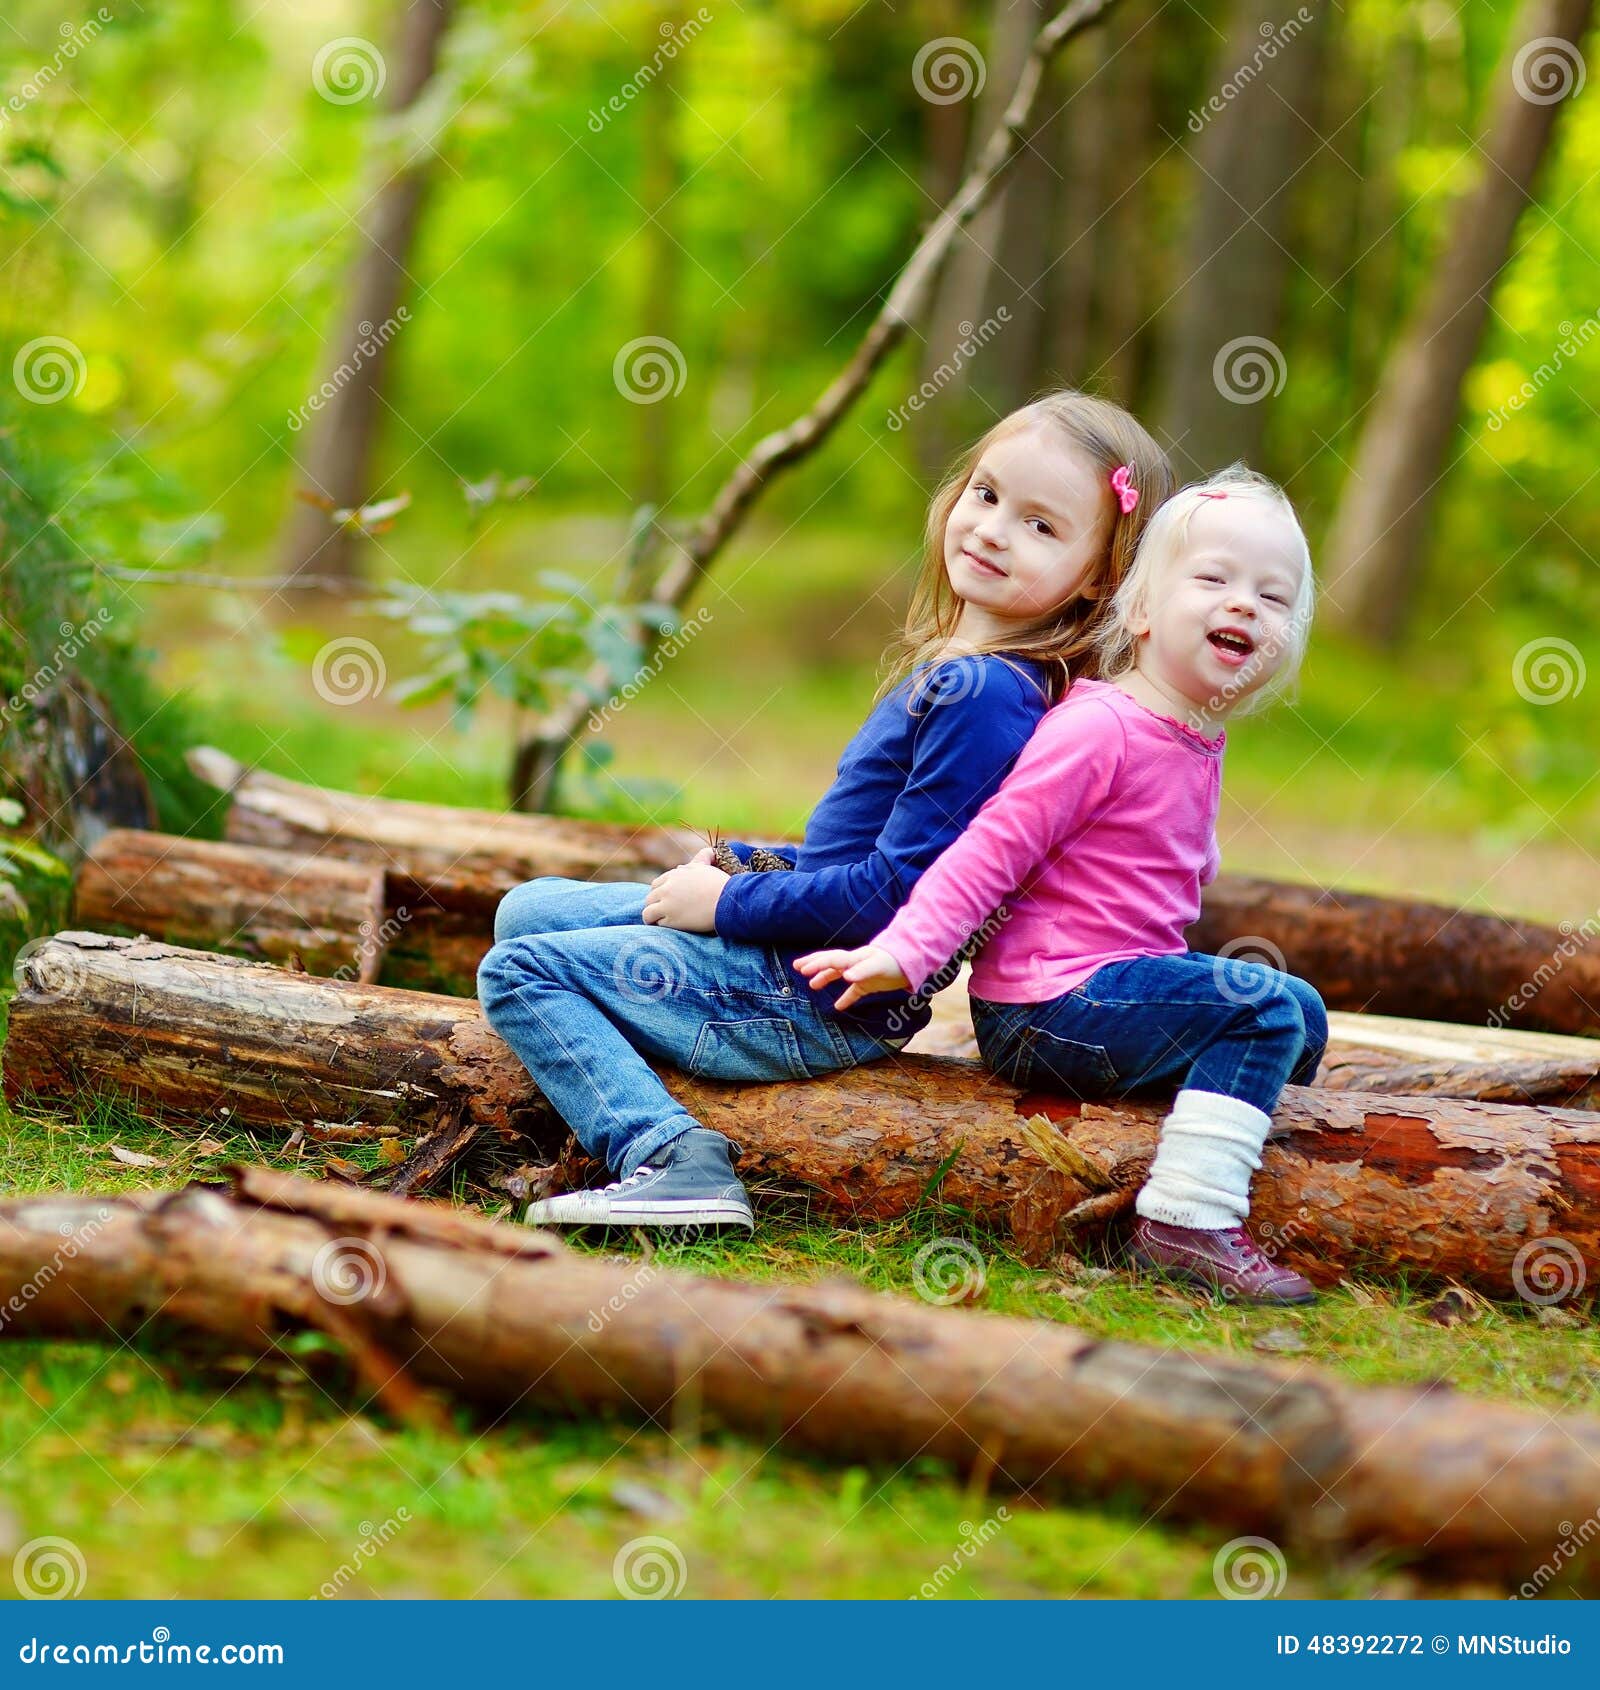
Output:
[
  {"xmin": 280, "ymin": 0, "xmax": 456, "ymax": 589},
  {"xmin": 74, "ymin": 829, "xmax": 389, "ymax": 983},
  {"xmin": 2, "ymin": 1165, "xmax": 1597, "ymax": 1585},
  {"xmin": 1321, "ymin": 0, "xmax": 1595, "ymax": 642},
  {"xmin": 186, "ymin": 747, "xmax": 1600, "ymax": 1036},
  {"xmin": 7, "ymin": 933, "xmax": 1600, "ymax": 1291},
  {"xmin": 1158, "ymin": 0, "xmax": 1331, "ymax": 480},
  {"xmin": 67, "ymin": 831, "xmax": 1600, "ymax": 1106}
]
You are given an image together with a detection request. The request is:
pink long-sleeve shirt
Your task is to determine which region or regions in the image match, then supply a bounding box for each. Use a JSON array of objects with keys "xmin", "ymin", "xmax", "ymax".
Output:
[{"xmin": 873, "ymin": 679, "xmax": 1225, "ymax": 1004}]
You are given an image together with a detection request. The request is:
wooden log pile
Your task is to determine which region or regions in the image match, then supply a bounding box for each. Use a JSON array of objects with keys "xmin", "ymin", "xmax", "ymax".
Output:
[
  {"xmin": 0, "ymin": 1165, "xmax": 1595, "ymax": 1587},
  {"xmin": 178, "ymin": 746, "xmax": 1600, "ymax": 1035},
  {"xmin": 7, "ymin": 932, "xmax": 1600, "ymax": 1293},
  {"xmin": 72, "ymin": 823, "xmax": 1600, "ymax": 1107}
]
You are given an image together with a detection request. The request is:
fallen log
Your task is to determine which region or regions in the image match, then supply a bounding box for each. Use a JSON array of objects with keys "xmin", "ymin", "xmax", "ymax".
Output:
[
  {"xmin": 7, "ymin": 932, "xmax": 1600, "ymax": 1292},
  {"xmin": 74, "ymin": 829, "xmax": 389, "ymax": 983},
  {"xmin": 187, "ymin": 746, "xmax": 1600, "ymax": 1034},
  {"xmin": 76, "ymin": 830, "xmax": 1600, "ymax": 1107},
  {"xmin": 0, "ymin": 1165, "xmax": 1595, "ymax": 1586}
]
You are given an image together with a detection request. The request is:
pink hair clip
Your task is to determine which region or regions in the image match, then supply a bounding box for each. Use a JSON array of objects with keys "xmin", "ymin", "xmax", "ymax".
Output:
[
  {"xmin": 1109, "ymin": 464, "xmax": 1138, "ymax": 514},
  {"xmin": 1197, "ymin": 490, "xmax": 1229, "ymax": 500}
]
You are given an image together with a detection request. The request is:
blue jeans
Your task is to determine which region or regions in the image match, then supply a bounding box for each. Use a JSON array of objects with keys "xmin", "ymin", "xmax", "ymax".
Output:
[
  {"xmin": 477, "ymin": 877, "xmax": 903, "ymax": 1178},
  {"xmin": 970, "ymin": 952, "xmax": 1328, "ymax": 1114}
]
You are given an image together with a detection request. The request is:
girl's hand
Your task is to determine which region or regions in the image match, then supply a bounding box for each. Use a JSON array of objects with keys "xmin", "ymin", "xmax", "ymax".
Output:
[
  {"xmin": 792, "ymin": 945, "xmax": 909, "ymax": 1010},
  {"xmin": 643, "ymin": 862, "xmax": 729, "ymax": 932}
]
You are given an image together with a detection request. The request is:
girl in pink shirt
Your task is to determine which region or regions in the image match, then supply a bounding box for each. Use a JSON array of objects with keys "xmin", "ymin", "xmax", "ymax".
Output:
[{"xmin": 795, "ymin": 467, "xmax": 1326, "ymax": 1305}]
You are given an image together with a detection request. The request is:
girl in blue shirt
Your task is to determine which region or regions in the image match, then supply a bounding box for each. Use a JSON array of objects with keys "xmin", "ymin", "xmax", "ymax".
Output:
[{"xmin": 478, "ymin": 390, "xmax": 1174, "ymax": 1231}]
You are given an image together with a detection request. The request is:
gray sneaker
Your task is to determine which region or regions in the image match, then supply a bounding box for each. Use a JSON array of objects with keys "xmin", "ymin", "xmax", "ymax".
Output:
[{"xmin": 526, "ymin": 1129, "xmax": 755, "ymax": 1231}]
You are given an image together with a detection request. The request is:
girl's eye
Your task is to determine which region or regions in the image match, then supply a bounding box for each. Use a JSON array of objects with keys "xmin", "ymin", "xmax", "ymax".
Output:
[
  {"xmin": 1264, "ymin": 594, "xmax": 1290, "ymax": 608},
  {"xmin": 1030, "ymin": 519, "xmax": 1055, "ymax": 536},
  {"xmin": 973, "ymin": 483, "xmax": 996, "ymax": 503},
  {"xmin": 1197, "ymin": 573, "xmax": 1226, "ymax": 584}
]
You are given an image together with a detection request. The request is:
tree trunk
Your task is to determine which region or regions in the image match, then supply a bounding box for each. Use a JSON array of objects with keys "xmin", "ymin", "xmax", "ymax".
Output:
[
  {"xmin": 185, "ymin": 747, "xmax": 1600, "ymax": 1036},
  {"xmin": 72, "ymin": 828, "xmax": 1600, "ymax": 1107},
  {"xmin": 635, "ymin": 5, "xmax": 685, "ymax": 510},
  {"xmin": 1322, "ymin": 0, "xmax": 1595, "ymax": 642},
  {"xmin": 8, "ymin": 933, "xmax": 1600, "ymax": 1291},
  {"xmin": 1158, "ymin": 0, "xmax": 1331, "ymax": 480},
  {"xmin": 3, "ymin": 1164, "xmax": 1599, "ymax": 1584},
  {"xmin": 280, "ymin": 0, "xmax": 456, "ymax": 588},
  {"xmin": 915, "ymin": 0, "xmax": 1045, "ymax": 472},
  {"xmin": 74, "ymin": 829, "xmax": 389, "ymax": 983},
  {"xmin": 1188, "ymin": 872, "xmax": 1600, "ymax": 1037}
]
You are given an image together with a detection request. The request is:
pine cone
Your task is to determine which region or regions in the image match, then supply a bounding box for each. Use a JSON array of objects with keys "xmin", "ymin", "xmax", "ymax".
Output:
[{"xmin": 711, "ymin": 842, "xmax": 796, "ymax": 875}]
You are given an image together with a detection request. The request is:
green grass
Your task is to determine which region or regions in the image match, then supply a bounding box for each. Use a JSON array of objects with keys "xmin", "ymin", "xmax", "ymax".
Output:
[
  {"xmin": 0, "ymin": 1078, "xmax": 1596, "ymax": 1600},
  {"xmin": 2, "ymin": 521, "xmax": 1597, "ymax": 1599}
]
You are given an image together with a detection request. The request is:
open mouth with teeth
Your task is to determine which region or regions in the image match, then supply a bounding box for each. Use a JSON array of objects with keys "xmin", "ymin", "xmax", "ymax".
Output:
[{"xmin": 1206, "ymin": 629, "xmax": 1255, "ymax": 664}]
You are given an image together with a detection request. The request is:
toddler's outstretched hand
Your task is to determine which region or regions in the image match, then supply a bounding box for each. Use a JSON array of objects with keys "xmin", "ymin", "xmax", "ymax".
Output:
[{"xmin": 792, "ymin": 944, "xmax": 909, "ymax": 1010}]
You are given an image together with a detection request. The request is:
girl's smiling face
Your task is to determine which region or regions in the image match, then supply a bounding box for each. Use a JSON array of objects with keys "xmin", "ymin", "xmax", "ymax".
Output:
[
  {"xmin": 944, "ymin": 424, "xmax": 1113, "ymax": 641},
  {"xmin": 1135, "ymin": 498, "xmax": 1306, "ymax": 712}
]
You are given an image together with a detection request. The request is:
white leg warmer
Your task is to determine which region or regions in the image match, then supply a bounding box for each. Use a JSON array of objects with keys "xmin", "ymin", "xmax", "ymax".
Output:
[{"xmin": 1134, "ymin": 1088, "xmax": 1272, "ymax": 1230}]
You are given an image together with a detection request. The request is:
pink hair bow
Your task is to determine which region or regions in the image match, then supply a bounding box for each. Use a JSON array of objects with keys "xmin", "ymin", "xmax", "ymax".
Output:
[{"xmin": 1110, "ymin": 464, "xmax": 1138, "ymax": 514}]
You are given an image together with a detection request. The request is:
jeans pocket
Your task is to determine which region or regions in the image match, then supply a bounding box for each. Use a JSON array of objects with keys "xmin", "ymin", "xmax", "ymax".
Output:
[
  {"xmin": 1022, "ymin": 1028, "xmax": 1119, "ymax": 1098},
  {"xmin": 688, "ymin": 1016, "xmax": 809, "ymax": 1083},
  {"xmin": 972, "ymin": 1004, "xmax": 1035, "ymax": 1087}
]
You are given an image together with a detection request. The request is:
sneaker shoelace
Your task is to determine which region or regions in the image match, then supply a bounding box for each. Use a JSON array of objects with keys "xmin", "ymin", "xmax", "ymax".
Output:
[{"xmin": 599, "ymin": 1163, "xmax": 659, "ymax": 1194}]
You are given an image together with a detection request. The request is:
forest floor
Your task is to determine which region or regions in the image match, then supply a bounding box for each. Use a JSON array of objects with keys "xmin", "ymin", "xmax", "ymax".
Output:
[{"xmin": 2, "ymin": 522, "xmax": 1596, "ymax": 1599}]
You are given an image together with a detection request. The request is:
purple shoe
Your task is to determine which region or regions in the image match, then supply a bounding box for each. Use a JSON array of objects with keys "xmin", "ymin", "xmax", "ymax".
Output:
[{"xmin": 1128, "ymin": 1217, "xmax": 1317, "ymax": 1306}]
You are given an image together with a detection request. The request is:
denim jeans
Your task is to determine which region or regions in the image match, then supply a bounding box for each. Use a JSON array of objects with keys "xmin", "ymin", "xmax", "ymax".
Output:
[
  {"xmin": 970, "ymin": 951, "xmax": 1328, "ymax": 1115},
  {"xmin": 477, "ymin": 877, "xmax": 905, "ymax": 1178}
]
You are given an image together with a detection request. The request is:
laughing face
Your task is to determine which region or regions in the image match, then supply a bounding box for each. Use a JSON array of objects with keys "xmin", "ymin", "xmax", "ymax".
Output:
[
  {"xmin": 943, "ymin": 424, "xmax": 1113, "ymax": 644},
  {"xmin": 1133, "ymin": 498, "xmax": 1306, "ymax": 720}
]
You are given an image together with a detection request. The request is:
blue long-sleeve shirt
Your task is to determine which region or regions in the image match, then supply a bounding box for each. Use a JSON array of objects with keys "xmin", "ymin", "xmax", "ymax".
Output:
[{"xmin": 715, "ymin": 653, "xmax": 1053, "ymax": 1038}]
